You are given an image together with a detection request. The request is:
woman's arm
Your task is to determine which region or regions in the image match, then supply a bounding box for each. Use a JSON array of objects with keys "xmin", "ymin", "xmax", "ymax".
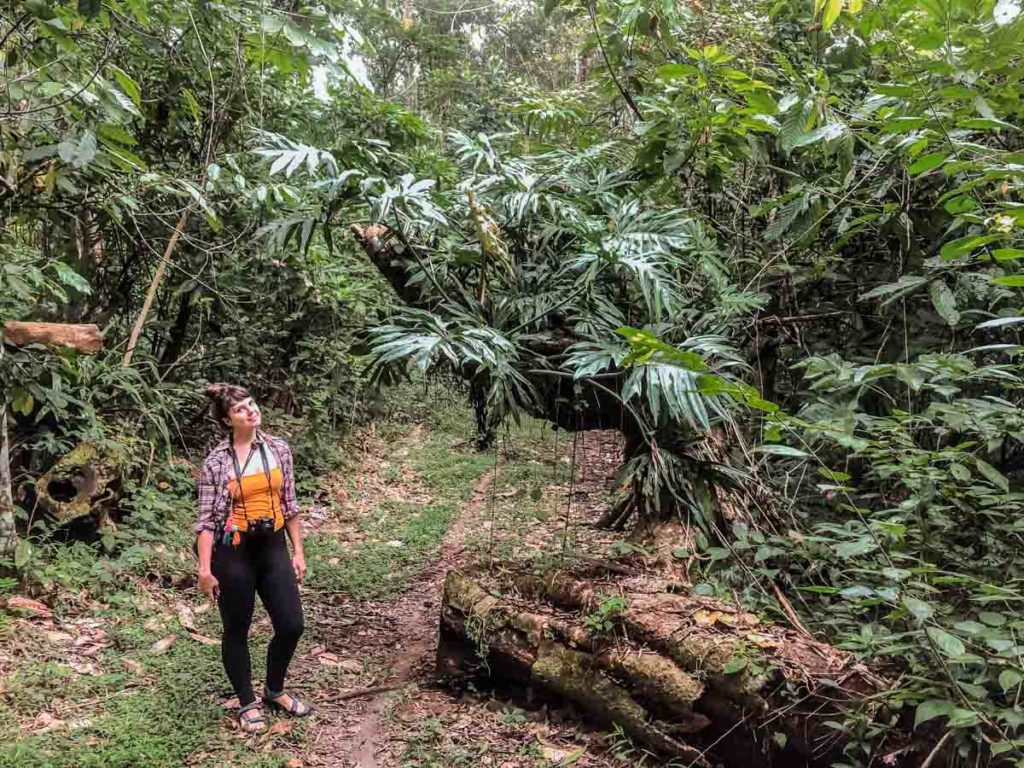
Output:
[
  {"xmin": 196, "ymin": 529, "xmax": 219, "ymax": 597},
  {"xmin": 195, "ymin": 457, "xmax": 220, "ymax": 598},
  {"xmin": 285, "ymin": 515, "xmax": 306, "ymax": 582},
  {"xmin": 277, "ymin": 439, "xmax": 305, "ymax": 581}
]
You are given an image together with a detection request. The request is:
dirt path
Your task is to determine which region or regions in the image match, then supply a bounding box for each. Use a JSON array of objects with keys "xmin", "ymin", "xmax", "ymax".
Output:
[
  {"xmin": 281, "ymin": 424, "xmax": 626, "ymax": 768},
  {"xmin": 339, "ymin": 469, "xmax": 492, "ymax": 767},
  {"xmin": 292, "ymin": 435, "xmax": 496, "ymax": 768}
]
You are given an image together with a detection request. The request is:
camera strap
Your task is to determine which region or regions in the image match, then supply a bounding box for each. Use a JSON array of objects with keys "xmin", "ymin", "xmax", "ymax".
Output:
[
  {"xmin": 230, "ymin": 437, "xmax": 258, "ymax": 533},
  {"xmin": 257, "ymin": 442, "xmax": 280, "ymax": 523},
  {"xmin": 225, "ymin": 438, "xmax": 281, "ymax": 545}
]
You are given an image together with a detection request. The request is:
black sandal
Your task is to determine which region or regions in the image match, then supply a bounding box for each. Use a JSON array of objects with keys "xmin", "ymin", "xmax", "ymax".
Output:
[
  {"xmin": 238, "ymin": 701, "xmax": 266, "ymax": 733},
  {"xmin": 262, "ymin": 686, "xmax": 314, "ymax": 717}
]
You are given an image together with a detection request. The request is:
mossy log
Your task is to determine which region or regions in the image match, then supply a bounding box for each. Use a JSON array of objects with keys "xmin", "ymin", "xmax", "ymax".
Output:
[
  {"xmin": 437, "ymin": 566, "xmax": 886, "ymax": 767},
  {"xmin": 35, "ymin": 442, "xmax": 127, "ymax": 528}
]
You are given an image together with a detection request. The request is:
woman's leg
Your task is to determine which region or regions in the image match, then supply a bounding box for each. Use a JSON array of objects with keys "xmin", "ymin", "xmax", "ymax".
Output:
[
  {"xmin": 255, "ymin": 530, "xmax": 304, "ymax": 695},
  {"xmin": 212, "ymin": 540, "xmax": 258, "ymax": 705}
]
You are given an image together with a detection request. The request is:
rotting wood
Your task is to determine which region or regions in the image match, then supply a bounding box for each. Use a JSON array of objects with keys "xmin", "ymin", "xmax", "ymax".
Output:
[
  {"xmin": 34, "ymin": 442, "xmax": 128, "ymax": 529},
  {"xmin": 2, "ymin": 320, "xmax": 106, "ymax": 555},
  {"xmin": 438, "ymin": 566, "xmax": 887, "ymax": 767}
]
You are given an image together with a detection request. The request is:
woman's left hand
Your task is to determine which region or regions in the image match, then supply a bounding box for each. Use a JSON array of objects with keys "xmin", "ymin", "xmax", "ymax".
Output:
[{"xmin": 292, "ymin": 551, "xmax": 307, "ymax": 583}]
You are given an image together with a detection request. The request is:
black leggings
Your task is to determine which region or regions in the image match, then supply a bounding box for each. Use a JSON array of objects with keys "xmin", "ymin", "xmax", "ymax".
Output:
[{"xmin": 211, "ymin": 528, "xmax": 304, "ymax": 706}]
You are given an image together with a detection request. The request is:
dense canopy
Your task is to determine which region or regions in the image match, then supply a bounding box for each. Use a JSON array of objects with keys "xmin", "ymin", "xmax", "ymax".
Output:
[{"xmin": 3, "ymin": 0, "xmax": 1024, "ymax": 765}]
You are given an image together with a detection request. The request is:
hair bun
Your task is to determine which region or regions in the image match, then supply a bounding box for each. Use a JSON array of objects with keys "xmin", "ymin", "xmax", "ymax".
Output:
[{"xmin": 205, "ymin": 383, "xmax": 227, "ymax": 400}]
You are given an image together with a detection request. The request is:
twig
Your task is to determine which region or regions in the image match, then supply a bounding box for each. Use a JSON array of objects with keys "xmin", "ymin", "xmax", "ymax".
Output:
[
  {"xmin": 0, "ymin": 36, "xmax": 114, "ymax": 117},
  {"xmin": 122, "ymin": 209, "xmax": 191, "ymax": 367},
  {"xmin": 769, "ymin": 580, "xmax": 815, "ymax": 642},
  {"xmin": 754, "ymin": 311, "xmax": 850, "ymax": 325},
  {"xmin": 920, "ymin": 730, "xmax": 953, "ymax": 768},
  {"xmin": 330, "ymin": 683, "xmax": 407, "ymax": 702},
  {"xmin": 587, "ymin": 0, "xmax": 644, "ymax": 121}
]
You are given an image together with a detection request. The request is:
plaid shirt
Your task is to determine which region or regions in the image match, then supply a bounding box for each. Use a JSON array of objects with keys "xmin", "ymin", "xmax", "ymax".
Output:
[{"xmin": 195, "ymin": 430, "xmax": 299, "ymax": 534}]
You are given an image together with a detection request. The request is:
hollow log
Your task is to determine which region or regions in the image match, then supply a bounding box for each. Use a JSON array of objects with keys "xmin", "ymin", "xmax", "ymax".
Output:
[
  {"xmin": 437, "ymin": 566, "xmax": 889, "ymax": 767},
  {"xmin": 34, "ymin": 442, "xmax": 126, "ymax": 529},
  {"xmin": 2, "ymin": 322, "xmax": 104, "ymax": 354}
]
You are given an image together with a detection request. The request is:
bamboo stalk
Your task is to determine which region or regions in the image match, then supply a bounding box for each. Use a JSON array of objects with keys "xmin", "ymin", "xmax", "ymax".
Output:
[{"xmin": 122, "ymin": 210, "xmax": 190, "ymax": 368}]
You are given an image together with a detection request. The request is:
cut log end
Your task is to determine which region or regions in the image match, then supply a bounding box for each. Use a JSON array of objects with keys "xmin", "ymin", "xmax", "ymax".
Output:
[
  {"xmin": 35, "ymin": 442, "xmax": 125, "ymax": 525},
  {"xmin": 3, "ymin": 322, "xmax": 104, "ymax": 354}
]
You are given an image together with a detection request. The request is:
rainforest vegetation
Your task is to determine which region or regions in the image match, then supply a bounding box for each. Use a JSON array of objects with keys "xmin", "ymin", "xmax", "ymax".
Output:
[{"xmin": 2, "ymin": 0, "xmax": 1024, "ymax": 765}]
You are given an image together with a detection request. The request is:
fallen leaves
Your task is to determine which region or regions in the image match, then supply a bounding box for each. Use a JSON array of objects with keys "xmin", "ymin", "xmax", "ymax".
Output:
[
  {"xmin": 177, "ymin": 604, "xmax": 196, "ymax": 632},
  {"xmin": 536, "ymin": 737, "xmax": 585, "ymax": 765},
  {"xmin": 150, "ymin": 634, "xmax": 177, "ymax": 654},
  {"xmin": 73, "ymin": 626, "xmax": 109, "ymax": 657},
  {"xmin": 122, "ymin": 658, "xmax": 145, "ymax": 675},
  {"xmin": 188, "ymin": 631, "xmax": 220, "ymax": 646},
  {"xmin": 5, "ymin": 596, "xmax": 52, "ymax": 617},
  {"xmin": 692, "ymin": 607, "xmax": 760, "ymax": 629},
  {"xmin": 264, "ymin": 720, "xmax": 293, "ymax": 737}
]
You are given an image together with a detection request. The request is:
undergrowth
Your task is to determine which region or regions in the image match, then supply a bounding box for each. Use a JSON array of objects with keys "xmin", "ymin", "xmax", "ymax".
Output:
[{"xmin": 0, "ymin": 387, "xmax": 489, "ymax": 766}]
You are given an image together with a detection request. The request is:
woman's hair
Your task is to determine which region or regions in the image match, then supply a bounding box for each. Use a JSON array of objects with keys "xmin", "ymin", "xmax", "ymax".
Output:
[{"xmin": 205, "ymin": 383, "xmax": 251, "ymax": 426}]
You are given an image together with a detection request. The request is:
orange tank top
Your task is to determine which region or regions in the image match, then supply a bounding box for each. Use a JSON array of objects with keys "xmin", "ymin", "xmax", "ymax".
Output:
[{"xmin": 228, "ymin": 466, "xmax": 285, "ymax": 532}]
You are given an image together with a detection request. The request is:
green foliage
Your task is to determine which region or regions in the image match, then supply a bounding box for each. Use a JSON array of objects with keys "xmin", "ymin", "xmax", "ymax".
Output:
[
  {"xmin": 5, "ymin": 0, "xmax": 1024, "ymax": 762},
  {"xmin": 583, "ymin": 594, "xmax": 629, "ymax": 638}
]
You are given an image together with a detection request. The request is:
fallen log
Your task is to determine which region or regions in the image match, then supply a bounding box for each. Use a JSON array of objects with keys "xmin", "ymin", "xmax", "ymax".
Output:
[
  {"xmin": 2, "ymin": 322, "xmax": 104, "ymax": 354},
  {"xmin": 34, "ymin": 442, "xmax": 127, "ymax": 529},
  {"xmin": 437, "ymin": 566, "xmax": 888, "ymax": 767}
]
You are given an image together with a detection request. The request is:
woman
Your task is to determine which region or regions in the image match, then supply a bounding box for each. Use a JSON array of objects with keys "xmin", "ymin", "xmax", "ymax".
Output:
[{"xmin": 195, "ymin": 383, "xmax": 313, "ymax": 733}]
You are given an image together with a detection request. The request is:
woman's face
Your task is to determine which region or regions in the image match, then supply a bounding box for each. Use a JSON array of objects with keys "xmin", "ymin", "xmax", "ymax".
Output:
[{"xmin": 226, "ymin": 396, "xmax": 261, "ymax": 431}]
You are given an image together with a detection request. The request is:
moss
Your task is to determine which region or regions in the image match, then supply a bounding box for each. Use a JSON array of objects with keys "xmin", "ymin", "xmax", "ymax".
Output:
[
  {"xmin": 35, "ymin": 441, "xmax": 130, "ymax": 522},
  {"xmin": 444, "ymin": 570, "xmax": 502, "ymax": 619},
  {"xmin": 531, "ymin": 642, "xmax": 705, "ymax": 763},
  {"xmin": 603, "ymin": 650, "xmax": 704, "ymax": 711}
]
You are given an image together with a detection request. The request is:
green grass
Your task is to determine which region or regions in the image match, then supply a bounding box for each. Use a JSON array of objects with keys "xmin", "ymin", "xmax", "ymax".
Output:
[
  {"xmin": 0, "ymin": 595, "xmax": 302, "ymax": 768},
  {"xmin": 0, "ymin": 398, "xmax": 494, "ymax": 766},
  {"xmin": 306, "ymin": 499, "xmax": 459, "ymax": 600},
  {"xmin": 305, "ymin": 419, "xmax": 493, "ymax": 600}
]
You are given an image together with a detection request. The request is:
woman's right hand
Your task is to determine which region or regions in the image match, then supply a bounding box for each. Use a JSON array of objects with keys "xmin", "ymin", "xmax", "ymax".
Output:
[{"xmin": 198, "ymin": 570, "xmax": 220, "ymax": 599}]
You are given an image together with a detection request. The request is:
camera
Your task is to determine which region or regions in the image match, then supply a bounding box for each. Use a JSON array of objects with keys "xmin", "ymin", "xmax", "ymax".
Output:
[{"xmin": 249, "ymin": 517, "xmax": 275, "ymax": 536}]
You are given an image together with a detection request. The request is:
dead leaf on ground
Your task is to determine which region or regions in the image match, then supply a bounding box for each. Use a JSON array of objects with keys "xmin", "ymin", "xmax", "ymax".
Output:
[
  {"xmin": 317, "ymin": 652, "xmax": 340, "ymax": 666},
  {"xmin": 189, "ymin": 631, "xmax": 219, "ymax": 646},
  {"xmin": 122, "ymin": 658, "xmax": 145, "ymax": 675},
  {"xmin": 44, "ymin": 630, "xmax": 75, "ymax": 644},
  {"xmin": 150, "ymin": 634, "xmax": 177, "ymax": 654},
  {"xmin": 221, "ymin": 697, "xmax": 241, "ymax": 710},
  {"xmin": 283, "ymin": 759, "xmax": 303, "ymax": 768},
  {"xmin": 68, "ymin": 660, "xmax": 99, "ymax": 675},
  {"xmin": 264, "ymin": 720, "xmax": 293, "ymax": 737},
  {"xmin": 31, "ymin": 712, "xmax": 64, "ymax": 732},
  {"xmin": 536, "ymin": 738, "xmax": 585, "ymax": 765},
  {"xmin": 177, "ymin": 604, "xmax": 196, "ymax": 631},
  {"xmin": 6, "ymin": 596, "xmax": 52, "ymax": 617}
]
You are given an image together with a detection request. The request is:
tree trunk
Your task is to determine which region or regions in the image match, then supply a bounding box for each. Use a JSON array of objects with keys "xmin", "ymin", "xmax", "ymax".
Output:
[
  {"xmin": 437, "ymin": 566, "xmax": 889, "ymax": 767},
  {"xmin": 0, "ymin": 410, "xmax": 15, "ymax": 557}
]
